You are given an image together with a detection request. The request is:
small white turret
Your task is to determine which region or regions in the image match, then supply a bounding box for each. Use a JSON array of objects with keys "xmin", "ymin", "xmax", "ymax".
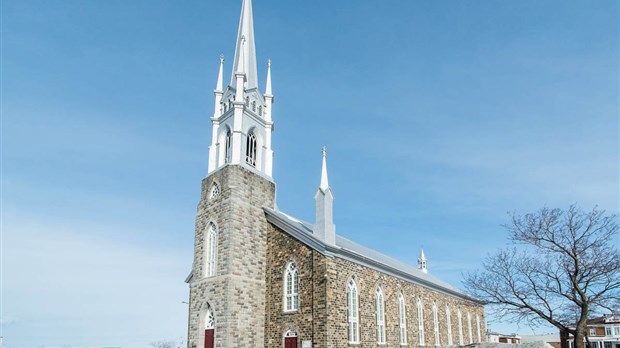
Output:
[
  {"xmin": 315, "ymin": 146, "xmax": 336, "ymax": 245},
  {"xmin": 418, "ymin": 248, "xmax": 428, "ymax": 273}
]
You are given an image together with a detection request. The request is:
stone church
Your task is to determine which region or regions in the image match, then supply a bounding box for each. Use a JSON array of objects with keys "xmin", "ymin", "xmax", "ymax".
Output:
[{"xmin": 185, "ymin": 1, "xmax": 486, "ymax": 347}]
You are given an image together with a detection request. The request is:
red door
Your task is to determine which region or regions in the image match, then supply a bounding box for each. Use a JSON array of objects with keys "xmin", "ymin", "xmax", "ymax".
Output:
[
  {"xmin": 204, "ymin": 329, "xmax": 214, "ymax": 348},
  {"xmin": 284, "ymin": 337, "xmax": 297, "ymax": 348}
]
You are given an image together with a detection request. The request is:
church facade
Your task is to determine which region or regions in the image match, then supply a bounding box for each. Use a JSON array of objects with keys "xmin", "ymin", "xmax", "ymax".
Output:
[{"xmin": 185, "ymin": 1, "xmax": 486, "ymax": 348}]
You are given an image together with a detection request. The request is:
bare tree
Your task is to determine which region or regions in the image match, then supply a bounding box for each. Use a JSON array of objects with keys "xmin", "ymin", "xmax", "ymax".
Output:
[
  {"xmin": 464, "ymin": 205, "xmax": 619, "ymax": 348},
  {"xmin": 150, "ymin": 340, "xmax": 176, "ymax": 348}
]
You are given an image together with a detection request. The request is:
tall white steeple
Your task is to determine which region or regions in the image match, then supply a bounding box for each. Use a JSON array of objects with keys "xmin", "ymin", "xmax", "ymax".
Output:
[
  {"xmin": 207, "ymin": 0, "xmax": 274, "ymax": 178},
  {"xmin": 315, "ymin": 147, "xmax": 336, "ymax": 245}
]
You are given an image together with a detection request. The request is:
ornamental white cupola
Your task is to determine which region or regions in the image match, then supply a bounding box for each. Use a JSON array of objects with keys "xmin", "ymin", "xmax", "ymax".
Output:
[
  {"xmin": 207, "ymin": 0, "xmax": 274, "ymax": 178},
  {"xmin": 418, "ymin": 248, "xmax": 428, "ymax": 273}
]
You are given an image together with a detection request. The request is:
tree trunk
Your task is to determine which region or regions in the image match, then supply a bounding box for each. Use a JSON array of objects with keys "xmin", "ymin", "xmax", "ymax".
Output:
[{"xmin": 574, "ymin": 320, "xmax": 588, "ymax": 348}]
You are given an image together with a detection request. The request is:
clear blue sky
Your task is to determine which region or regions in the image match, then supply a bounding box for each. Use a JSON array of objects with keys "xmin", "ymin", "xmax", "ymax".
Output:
[{"xmin": 2, "ymin": 0, "xmax": 618, "ymax": 347}]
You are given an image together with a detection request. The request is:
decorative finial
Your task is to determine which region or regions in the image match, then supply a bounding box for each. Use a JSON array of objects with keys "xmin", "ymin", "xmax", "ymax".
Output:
[
  {"xmin": 268, "ymin": 59, "xmax": 272, "ymax": 68},
  {"xmin": 322, "ymin": 146, "xmax": 327, "ymax": 157},
  {"xmin": 220, "ymin": 54, "xmax": 225, "ymax": 63}
]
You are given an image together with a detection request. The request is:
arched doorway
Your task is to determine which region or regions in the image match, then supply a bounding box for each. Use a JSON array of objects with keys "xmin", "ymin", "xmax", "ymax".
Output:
[
  {"xmin": 204, "ymin": 305, "xmax": 215, "ymax": 348},
  {"xmin": 284, "ymin": 330, "xmax": 298, "ymax": 348}
]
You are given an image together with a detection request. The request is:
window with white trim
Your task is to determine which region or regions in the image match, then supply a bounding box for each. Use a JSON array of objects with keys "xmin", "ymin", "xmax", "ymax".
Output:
[
  {"xmin": 376, "ymin": 287, "xmax": 386, "ymax": 344},
  {"xmin": 246, "ymin": 130, "xmax": 257, "ymax": 166},
  {"xmin": 347, "ymin": 279, "xmax": 360, "ymax": 343},
  {"xmin": 205, "ymin": 223, "xmax": 217, "ymax": 277},
  {"xmin": 606, "ymin": 327, "xmax": 612, "ymax": 336},
  {"xmin": 417, "ymin": 298, "xmax": 425, "ymax": 346},
  {"xmin": 205, "ymin": 304, "xmax": 215, "ymax": 329},
  {"xmin": 433, "ymin": 303, "xmax": 440, "ymax": 346},
  {"xmin": 284, "ymin": 262, "xmax": 299, "ymax": 312},
  {"xmin": 457, "ymin": 309, "xmax": 464, "ymax": 345},
  {"xmin": 467, "ymin": 312, "xmax": 473, "ymax": 344},
  {"xmin": 476, "ymin": 314, "xmax": 481, "ymax": 343},
  {"xmin": 398, "ymin": 294, "xmax": 407, "ymax": 345},
  {"xmin": 446, "ymin": 305, "xmax": 453, "ymax": 345},
  {"xmin": 614, "ymin": 327, "xmax": 620, "ymax": 336}
]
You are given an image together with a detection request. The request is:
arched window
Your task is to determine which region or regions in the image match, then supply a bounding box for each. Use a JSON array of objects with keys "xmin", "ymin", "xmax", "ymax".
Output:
[
  {"xmin": 417, "ymin": 298, "xmax": 425, "ymax": 346},
  {"xmin": 224, "ymin": 129, "xmax": 232, "ymax": 164},
  {"xmin": 205, "ymin": 223, "xmax": 217, "ymax": 277},
  {"xmin": 476, "ymin": 314, "xmax": 481, "ymax": 343},
  {"xmin": 433, "ymin": 302, "xmax": 440, "ymax": 346},
  {"xmin": 245, "ymin": 96, "xmax": 250, "ymax": 107},
  {"xmin": 446, "ymin": 305, "xmax": 453, "ymax": 345},
  {"xmin": 347, "ymin": 279, "xmax": 360, "ymax": 344},
  {"xmin": 284, "ymin": 262, "xmax": 299, "ymax": 312},
  {"xmin": 376, "ymin": 287, "xmax": 386, "ymax": 344},
  {"xmin": 467, "ymin": 312, "xmax": 473, "ymax": 344},
  {"xmin": 223, "ymin": 103, "xmax": 227, "ymax": 112},
  {"xmin": 205, "ymin": 305, "xmax": 215, "ymax": 329},
  {"xmin": 258, "ymin": 105, "xmax": 263, "ymax": 116},
  {"xmin": 398, "ymin": 294, "xmax": 407, "ymax": 345},
  {"xmin": 246, "ymin": 130, "xmax": 257, "ymax": 166},
  {"xmin": 252, "ymin": 100, "xmax": 256, "ymax": 112},
  {"xmin": 204, "ymin": 303, "xmax": 215, "ymax": 348},
  {"xmin": 457, "ymin": 309, "xmax": 464, "ymax": 345},
  {"xmin": 210, "ymin": 183, "xmax": 220, "ymax": 199}
]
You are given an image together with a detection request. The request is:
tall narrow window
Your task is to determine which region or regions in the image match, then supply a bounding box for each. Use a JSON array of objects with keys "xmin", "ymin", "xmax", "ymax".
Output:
[
  {"xmin": 398, "ymin": 294, "xmax": 407, "ymax": 345},
  {"xmin": 467, "ymin": 312, "xmax": 473, "ymax": 344},
  {"xmin": 224, "ymin": 129, "xmax": 232, "ymax": 164},
  {"xmin": 284, "ymin": 262, "xmax": 299, "ymax": 312},
  {"xmin": 417, "ymin": 298, "xmax": 425, "ymax": 346},
  {"xmin": 458, "ymin": 309, "xmax": 464, "ymax": 345},
  {"xmin": 252, "ymin": 100, "xmax": 256, "ymax": 112},
  {"xmin": 258, "ymin": 105, "xmax": 263, "ymax": 116},
  {"xmin": 446, "ymin": 305, "xmax": 453, "ymax": 345},
  {"xmin": 347, "ymin": 280, "xmax": 360, "ymax": 344},
  {"xmin": 205, "ymin": 223, "xmax": 217, "ymax": 277},
  {"xmin": 433, "ymin": 303, "xmax": 440, "ymax": 346},
  {"xmin": 245, "ymin": 96, "xmax": 249, "ymax": 106},
  {"xmin": 476, "ymin": 314, "xmax": 481, "ymax": 343},
  {"xmin": 376, "ymin": 287, "xmax": 386, "ymax": 344},
  {"xmin": 246, "ymin": 130, "xmax": 257, "ymax": 166}
]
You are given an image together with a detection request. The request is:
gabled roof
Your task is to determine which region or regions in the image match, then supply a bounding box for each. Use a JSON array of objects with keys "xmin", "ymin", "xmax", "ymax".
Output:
[{"xmin": 264, "ymin": 207, "xmax": 483, "ymax": 304}]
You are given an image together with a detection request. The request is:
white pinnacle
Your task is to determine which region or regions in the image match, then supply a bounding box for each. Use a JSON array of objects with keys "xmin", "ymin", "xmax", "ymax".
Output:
[
  {"xmin": 265, "ymin": 59, "xmax": 272, "ymax": 96},
  {"xmin": 231, "ymin": 0, "xmax": 258, "ymax": 89},
  {"xmin": 216, "ymin": 54, "xmax": 224, "ymax": 92},
  {"xmin": 320, "ymin": 146, "xmax": 329, "ymax": 191}
]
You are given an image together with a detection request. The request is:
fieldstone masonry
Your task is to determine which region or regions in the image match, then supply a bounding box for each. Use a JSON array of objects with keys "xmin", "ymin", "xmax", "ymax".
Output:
[{"xmin": 188, "ymin": 165, "xmax": 275, "ymax": 348}]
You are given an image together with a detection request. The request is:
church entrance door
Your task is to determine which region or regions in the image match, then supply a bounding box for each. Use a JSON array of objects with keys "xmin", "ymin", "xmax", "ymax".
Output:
[
  {"xmin": 204, "ymin": 329, "xmax": 214, "ymax": 348},
  {"xmin": 284, "ymin": 337, "xmax": 297, "ymax": 348}
]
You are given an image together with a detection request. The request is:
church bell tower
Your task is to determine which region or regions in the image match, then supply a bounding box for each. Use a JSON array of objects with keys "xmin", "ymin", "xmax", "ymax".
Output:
[{"xmin": 187, "ymin": 0, "xmax": 275, "ymax": 347}]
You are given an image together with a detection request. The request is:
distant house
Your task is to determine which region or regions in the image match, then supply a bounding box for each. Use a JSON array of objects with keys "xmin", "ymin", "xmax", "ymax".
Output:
[
  {"xmin": 562, "ymin": 314, "xmax": 620, "ymax": 348},
  {"xmin": 487, "ymin": 331, "xmax": 522, "ymax": 344}
]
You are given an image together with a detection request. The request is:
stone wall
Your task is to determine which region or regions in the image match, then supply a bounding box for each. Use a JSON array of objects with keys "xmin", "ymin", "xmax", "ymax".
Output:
[
  {"xmin": 264, "ymin": 224, "xmax": 485, "ymax": 348},
  {"xmin": 188, "ymin": 165, "xmax": 276, "ymax": 348},
  {"xmin": 325, "ymin": 256, "xmax": 485, "ymax": 347},
  {"xmin": 264, "ymin": 223, "xmax": 329, "ymax": 348}
]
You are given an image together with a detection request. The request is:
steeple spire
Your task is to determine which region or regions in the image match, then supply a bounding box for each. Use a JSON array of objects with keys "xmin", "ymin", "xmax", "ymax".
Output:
[
  {"xmin": 231, "ymin": 0, "xmax": 258, "ymax": 89},
  {"xmin": 315, "ymin": 147, "xmax": 335, "ymax": 245},
  {"xmin": 320, "ymin": 146, "xmax": 329, "ymax": 191}
]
